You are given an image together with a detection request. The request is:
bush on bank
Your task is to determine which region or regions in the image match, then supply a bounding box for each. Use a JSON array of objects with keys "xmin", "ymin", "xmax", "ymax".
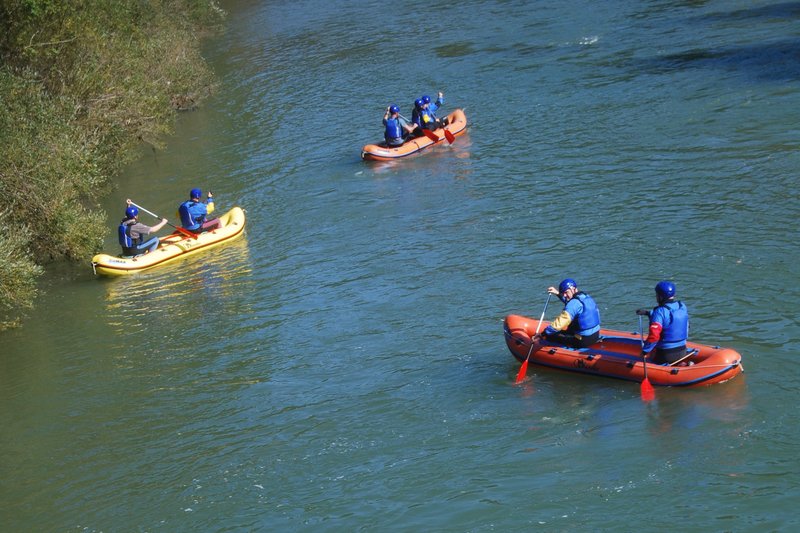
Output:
[{"xmin": 0, "ymin": 0, "xmax": 225, "ymax": 329}]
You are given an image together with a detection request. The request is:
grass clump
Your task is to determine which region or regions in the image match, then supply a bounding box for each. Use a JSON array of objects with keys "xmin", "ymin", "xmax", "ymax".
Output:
[{"xmin": 0, "ymin": 0, "xmax": 225, "ymax": 329}]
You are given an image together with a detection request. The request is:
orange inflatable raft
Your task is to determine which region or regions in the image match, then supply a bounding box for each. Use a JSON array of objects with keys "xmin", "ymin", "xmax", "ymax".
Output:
[
  {"xmin": 361, "ymin": 109, "xmax": 468, "ymax": 161},
  {"xmin": 504, "ymin": 314, "xmax": 743, "ymax": 387}
]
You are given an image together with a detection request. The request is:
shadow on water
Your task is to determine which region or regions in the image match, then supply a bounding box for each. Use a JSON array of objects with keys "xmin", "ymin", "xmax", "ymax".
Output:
[
  {"xmin": 639, "ymin": 38, "xmax": 800, "ymax": 81},
  {"xmin": 702, "ymin": 1, "xmax": 800, "ymax": 21},
  {"xmin": 643, "ymin": 1, "xmax": 800, "ymax": 20},
  {"xmin": 636, "ymin": 2, "xmax": 800, "ymax": 81}
]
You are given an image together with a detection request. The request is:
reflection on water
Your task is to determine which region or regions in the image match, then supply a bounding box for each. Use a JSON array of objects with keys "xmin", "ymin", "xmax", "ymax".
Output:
[
  {"xmin": 103, "ymin": 236, "xmax": 253, "ymax": 333},
  {"xmin": 645, "ymin": 375, "xmax": 750, "ymax": 433}
]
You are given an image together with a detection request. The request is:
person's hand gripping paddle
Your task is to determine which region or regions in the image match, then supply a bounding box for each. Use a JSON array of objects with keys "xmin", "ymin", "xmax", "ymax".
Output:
[{"xmin": 515, "ymin": 293, "xmax": 552, "ymax": 384}]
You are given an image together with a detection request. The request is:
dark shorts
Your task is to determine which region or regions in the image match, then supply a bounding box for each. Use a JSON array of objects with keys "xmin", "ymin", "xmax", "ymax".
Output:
[
  {"xmin": 189, "ymin": 218, "xmax": 221, "ymax": 234},
  {"xmin": 546, "ymin": 330, "xmax": 600, "ymax": 349},
  {"xmin": 651, "ymin": 345, "xmax": 687, "ymax": 365}
]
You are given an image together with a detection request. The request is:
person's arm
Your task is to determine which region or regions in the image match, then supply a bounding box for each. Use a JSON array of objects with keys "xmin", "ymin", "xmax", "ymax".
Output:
[
  {"xmin": 151, "ymin": 218, "xmax": 168, "ymax": 233},
  {"xmin": 398, "ymin": 116, "xmax": 416, "ymax": 133},
  {"xmin": 430, "ymin": 91, "xmax": 444, "ymax": 113},
  {"xmin": 544, "ymin": 299, "xmax": 580, "ymax": 335},
  {"xmin": 411, "ymin": 109, "xmax": 423, "ymax": 128},
  {"xmin": 641, "ymin": 309, "xmax": 664, "ymax": 354},
  {"xmin": 543, "ymin": 309, "xmax": 572, "ymax": 335},
  {"xmin": 205, "ymin": 191, "xmax": 214, "ymax": 215}
]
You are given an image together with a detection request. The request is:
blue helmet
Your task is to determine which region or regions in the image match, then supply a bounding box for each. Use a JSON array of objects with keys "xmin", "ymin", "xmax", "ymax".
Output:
[
  {"xmin": 190, "ymin": 188, "xmax": 202, "ymax": 199},
  {"xmin": 125, "ymin": 206, "xmax": 138, "ymax": 219},
  {"xmin": 558, "ymin": 278, "xmax": 577, "ymax": 294},
  {"xmin": 414, "ymin": 98, "xmax": 424, "ymax": 108},
  {"xmin": 422, "ymin": 95, "xmax": 431, "ymax": 104},
  {"xmin": 655, "ymin": 280, "xmax": 676, "ymax": 300},
  {"xmin": 389, "ymin": 104, "xmax": 400, "ymax": 114}
]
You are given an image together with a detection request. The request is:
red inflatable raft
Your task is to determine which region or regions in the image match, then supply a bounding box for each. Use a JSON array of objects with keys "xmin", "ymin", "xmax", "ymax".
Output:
[
  {"xmin": 504, "ymin": 314, "xmax": 743, "ymax": 387},
  {"xmin": 361, "ymin": 109, "xmax": 468, "ymax": 161}
]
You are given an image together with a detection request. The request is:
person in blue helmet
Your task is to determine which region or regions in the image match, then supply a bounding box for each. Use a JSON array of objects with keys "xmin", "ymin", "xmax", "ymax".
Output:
[
  {"xmin": 636, "ymin": 281, "xmax": 690, "ymax": 365},
  {"xmin": 178, "ymin": 188, "xmax": 220, "ymax": 233},
  {"xmin": 413, "ymin": 91, "xmax": 448, "ymax": 131},
  {"xmin": 119, "ymin": 201, "xmax": 168, "ymax": 256},
  {"xmin": 422, "ymin": 92, "xmax": 448, "ymax": 127},
  {"xmin": 538, "ymin": 278, "xmax": 601, "ymax": 348},
  {"xmin": 410, "ymin": 97, "xmax": 426, "ymax": 135},
  {"xmin": 383, "ymin": 104, "xmax": 418, "ymax": 147}
]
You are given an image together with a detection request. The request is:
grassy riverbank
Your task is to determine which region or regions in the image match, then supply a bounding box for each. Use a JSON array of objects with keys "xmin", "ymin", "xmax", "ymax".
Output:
[{"xmin": 0, "ymin": 0, "xmax": 225, "ymax": 328}]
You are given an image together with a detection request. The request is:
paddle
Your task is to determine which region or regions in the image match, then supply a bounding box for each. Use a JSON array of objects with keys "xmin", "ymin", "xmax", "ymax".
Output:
[
  {"xmin": 443, "ymin": 128, "xmax": 455, "ymax": 144},
  {"xmin": 422, "ymin": 129, "xmax": 440, "ymax": 142},
  {"xmin": 515, "ymin": 293, "xmax": 552, "ymax": 384},
  {"xmin": 397, "ymin": 112, "xmax": 439, "ymax": 143},
  {"xmin": 129, "ymin": 201, "xmax": 197, "ymax": 240},
  {"xmin": 638, "ymin": 313, "xmax": 656, "ymax": 401}
]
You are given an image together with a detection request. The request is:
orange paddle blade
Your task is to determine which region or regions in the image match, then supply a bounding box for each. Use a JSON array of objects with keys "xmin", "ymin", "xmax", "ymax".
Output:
[
  {"xmin": 443, "ymin": 129, "xmax": 455, "ymax": 144},
  {"xmin": 641, "ymin": 378, "xmax": 655, "ymax": 402},
  {"xmin": 515, "ymin": 359, "xmax": 529, "ymax": 384}
]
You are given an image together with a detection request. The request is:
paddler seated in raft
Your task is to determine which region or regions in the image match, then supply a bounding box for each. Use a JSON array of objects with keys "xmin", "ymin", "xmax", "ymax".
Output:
[
  {"xmin": 636, "ymin": 281, "xmax": 691, "ymax": 365},
  {"xmin": 119, "ymin": 201, "xmax": 168, "ymax": 257},
  {"xmin": 178, "ymin": 188, "xmax": 221, "ymax": 234},
  {"xmin": 383, "ymin": 104, "xmax": 419, "ymax": 147},
  {"xmin": 412, "ymin": 92, "xmax": 449, "ymax": 134},
  {"xmin": 536, "ymin": 278, "xmax": 601, "ymax": 348}
]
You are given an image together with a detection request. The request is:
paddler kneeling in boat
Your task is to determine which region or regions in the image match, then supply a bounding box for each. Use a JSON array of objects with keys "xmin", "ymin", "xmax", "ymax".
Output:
[
  {"xmin": 119, "ymin": 201, "xmax": 168, "ymax": 257},
  {"xmin": 178, "ymin": 188, "xmax": 221, "ymax": 234},
  {"xmin": 412, "ymin": 92, "xmax": 449, "ymax": 134},
  {"xmin": 383, "ymin": 104, "xmax": 419, "ymax": 147},
  {"xmin": 537, "ymin": 278, "xmax": 601, "ymax": 348},
  {"xmin": 636, "ymin": 281, "xmax": 690, "ymax": 365}
]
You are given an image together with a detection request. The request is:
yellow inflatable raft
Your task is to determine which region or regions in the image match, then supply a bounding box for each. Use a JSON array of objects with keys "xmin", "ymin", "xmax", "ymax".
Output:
[{"xmin": 91, "ymin": 207, "xmax": 245, "ymax": 276}]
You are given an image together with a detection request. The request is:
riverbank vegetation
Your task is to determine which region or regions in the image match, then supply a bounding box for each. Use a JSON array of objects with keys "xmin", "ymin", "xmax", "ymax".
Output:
[{"xmin": 0, "ymin": 0, "xmax": 225, "ymax": 328}]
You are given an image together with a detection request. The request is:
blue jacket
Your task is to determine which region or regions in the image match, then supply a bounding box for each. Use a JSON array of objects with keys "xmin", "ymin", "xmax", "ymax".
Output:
[
  {"xmin": 642, "ymin": 300, "xmax": 689, "ymax": 353},
  {"xmin": 428, "ymin": 95, "xmax": 444, "ymax": 119},
  {"xmin": 384, "ymin": 117, "xmax": 404, "ymax": 141},
  {"xmin": 178, "ymin": 198, "xmax": 213, "ymax": 230},
  {"xmin": 544, "ymin": 292, "xmax": 601, "ymax": 337}
]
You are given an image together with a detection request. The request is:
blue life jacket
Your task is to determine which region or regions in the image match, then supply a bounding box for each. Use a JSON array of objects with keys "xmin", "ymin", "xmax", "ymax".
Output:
[
  {"xmin": 569, "ymin": 292, "xmax": 601, "ymax": 335},
  {"xmin": 179, "ymin": 200, "xmax": 207, "ymax": 230},
  {"xmin": 384, "ymin": 117, "xmax": 403, "ymax": 141},
  {"xmin": 658, "ymin": 300, "xmax": 689, "ymax": 347},
  {"xmin": 412, "ymin": 107, "xmax": 434, "ymax": 129},
  {"xmin": 418, "ymin": 108, "xmax": 435, "ymax": 129},
  {"xmin": 118, "ymin": 219, "xmax": 140, "ymax": 248}
]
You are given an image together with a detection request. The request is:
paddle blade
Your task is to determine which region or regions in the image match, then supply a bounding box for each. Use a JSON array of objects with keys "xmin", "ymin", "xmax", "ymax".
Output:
[
  {"xmin": 422, "ymin": 129, "xmax": 439, "ymax": 142},
  {"xmin": 515, "ymin": 359, "xmax": 529, "ymax": 384},
  {"xmin": 640, "ymin": 378, "xmax": 655, "ymax": 402},
  {"xmin": 443, "ymin": 129, "xmax": 455, "ymax": 144}
]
